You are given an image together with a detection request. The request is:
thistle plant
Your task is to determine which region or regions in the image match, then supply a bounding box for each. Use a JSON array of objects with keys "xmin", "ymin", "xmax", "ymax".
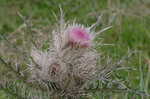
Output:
[
  {"xmin": 0, "ymin": 9, "xmax": 150, "ymax": 99},
  {"xmin": 29, "ymin": 12, "xmax": 100, "ymax": 98}
]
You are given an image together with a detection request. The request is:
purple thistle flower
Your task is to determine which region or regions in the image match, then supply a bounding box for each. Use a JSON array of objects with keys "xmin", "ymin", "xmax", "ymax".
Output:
[{"xmin": 67, "ymin": 25, "xmax": 92, "ymax": 48}]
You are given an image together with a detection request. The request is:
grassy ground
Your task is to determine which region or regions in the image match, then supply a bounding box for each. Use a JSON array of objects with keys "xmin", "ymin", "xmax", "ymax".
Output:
[{"xmin": 0, "ymin": 0, "xmax": 150, "ymax": 98}]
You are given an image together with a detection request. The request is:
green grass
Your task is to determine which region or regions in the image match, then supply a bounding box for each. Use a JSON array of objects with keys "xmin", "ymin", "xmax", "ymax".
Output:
[{"xmin": 0, "ymin": 0, "xmax": 150, "ymax": 98}]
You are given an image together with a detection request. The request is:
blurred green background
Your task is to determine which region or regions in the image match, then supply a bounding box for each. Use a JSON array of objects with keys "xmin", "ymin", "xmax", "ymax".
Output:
[{"xmin": 0, "ymin": 0, "xmax": 150, "ymax": 99}]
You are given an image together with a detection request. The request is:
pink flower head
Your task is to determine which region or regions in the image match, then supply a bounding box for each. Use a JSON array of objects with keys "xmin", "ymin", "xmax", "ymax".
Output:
[{"xmin": 67, "ymin": 25, "xmax": 92, "ymax": 48}]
